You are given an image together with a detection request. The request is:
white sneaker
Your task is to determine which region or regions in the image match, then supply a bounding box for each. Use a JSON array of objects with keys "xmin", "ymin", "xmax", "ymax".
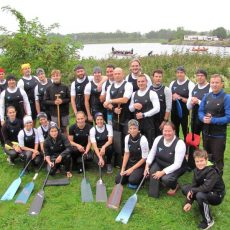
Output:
[{"xmin": 7, "ymin": 157, "xmax": 15, "ymax": 165}]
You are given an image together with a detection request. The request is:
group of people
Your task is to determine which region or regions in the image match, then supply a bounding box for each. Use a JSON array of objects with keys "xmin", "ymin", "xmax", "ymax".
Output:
[{"xmin": 0, "ymin": 59, "xmax": 229, "ymax": 229}]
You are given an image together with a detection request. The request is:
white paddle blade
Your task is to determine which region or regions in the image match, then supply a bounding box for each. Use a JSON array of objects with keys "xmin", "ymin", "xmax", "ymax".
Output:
[
  {"xmin": 1, "ymin": 178, "xmax": 21, "ymax": 201},
  {"xmin": 96, "ymin": 179, "xmax": 107, "ymax": 202}
]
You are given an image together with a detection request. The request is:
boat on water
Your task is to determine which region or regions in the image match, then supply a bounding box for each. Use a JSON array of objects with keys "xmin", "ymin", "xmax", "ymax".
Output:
[{"xmin": 191, "ymin": 47, "xmax": 208, "ymax": 52}]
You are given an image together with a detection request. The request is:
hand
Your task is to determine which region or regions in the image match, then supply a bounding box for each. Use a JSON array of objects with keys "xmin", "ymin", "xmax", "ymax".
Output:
[
  {"xmin": 114, "ymin": 107, "xmax": 122, "ymax": 115},
  {"xmin": 183, "ymin": 203, "xmax": 192, "ymax": 212},
  {"xmin": 120, "ymin": 169, "xmax": 125, "ymax": 176},
  {"xmin": 187, "ymin": 191, "xmax": 193, "ymax": 200},
  {"xmin": 144, "ymin": 166, "xmax": 150, "ymax": 177},
  {"xmin": 55, "ymin": 98, "xmax": 62, "ymax": 105},
  {"xmin": 124, "ymin": 167, "xmax": 134, "ymax": 176},
  {"xmin": 136, "ymin": 112, "xmax": 143, "ymax": 120},
  {"xmin": 55, "ymin": 155, "xmax": 62, "ymax": 164},
  {"xmin": 203, "ymin": 114, "xmax": 212, "ymax": 124},
  {"xmin": 107, "ymin": 104, "xmax": 113, "ymax": 110},
  {"xmin": 32, "ymin": 150, "xmax": 39, "ymax": 159},
  {"xmin": 1, "ymin": 120, "xmax": 5, "ymax": 126},
  {"xmin": 172, "ymin": 93, "xmax": 180, "ymax": 101},
  {"xmin": 100, "ymin": 146, "xmax": 106, "ymax": 156},
  {"xmin": 133, "ymin": 103, "xmax": 142, "ymax": 110},
  {"xmin": 77, "ymin": 144, "xmax": 85, "ymax": 153},
  {"xmin": 191, "ymin": 97, "xmax": 199, "ymax": 105},
  {"xmin": 159, "ymin": 121, "xmax": 166, "ymax": 131},
  {"xmin": 103, "ymin": 101, "xmax": 110, "ymax": 108},
  {"xmin": 14, "ymin": 145, "xmax": 22, "ymax": 153},
  {"xmin": 152, "ymin": 170, "xmax": 165, "ymax": 180},
  {"xmin": 98, "ymin": 157, "xmax": 104, "ymax": 167},
  {"xmin": 49, "ymin": 162, "xmax": 55, "ymax": 168},
  {"xmin": 87, "ymin": 114, "xmax": 93, "ymax": 122}
]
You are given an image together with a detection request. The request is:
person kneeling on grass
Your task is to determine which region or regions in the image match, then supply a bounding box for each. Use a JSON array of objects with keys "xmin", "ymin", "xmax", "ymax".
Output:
[
  {"xmin": 115, "ymin": 119, "xmax": 149, "ymax": 186},
  {"xmin": 18, "ymin": 115, "xmax": 43, "ymax": 167},
  {"xmin": 44, "ymin": 123, "xmax": 72, "ymax": 178},
  {"xmin": 144, "ymin": 121, "xmax": 187, "ymax": 198},
  {"xmin": 90, "ymin": 112, "xmax": 113, "ymax": 173},
  {"xmin": 182, "ymin": 149, "xmax": 225, "ymax": 230}
]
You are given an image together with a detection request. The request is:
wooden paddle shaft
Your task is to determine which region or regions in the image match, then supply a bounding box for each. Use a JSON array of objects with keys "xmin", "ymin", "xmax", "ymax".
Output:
[
  {"xmin": 55, "ymin": 94, "xmax": 61, "ymax": 128},
  {"xmin": 117, "ymin": 104, "xmax": 121, "ymax": 124}
]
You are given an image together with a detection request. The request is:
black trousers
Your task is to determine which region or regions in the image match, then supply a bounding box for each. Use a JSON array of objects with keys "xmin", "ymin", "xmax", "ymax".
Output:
[
  {"xmin": 21, "ymin": 150, "xmax": 43, "ymax": 166},
  {"xmin": 182, "ymin": 184, "xmax": 224, "ymax": 224},
  {"xmin": 115, "ymin": 166, "xmax": 144, "ymax": 185},
  {"xmin": 96, "ymin": 145, "xmax": 113, "ymax": 164},
  {"xmin": 4, "ymin": 148, "xmax": 21, "ymax": 161},
  {"xmin": 203, "ymin": 134, "xmax": 226, "ymax": 172},
  {"xmin": 148, "ymin": 161, "xmax": 186, "ymax": 198}
]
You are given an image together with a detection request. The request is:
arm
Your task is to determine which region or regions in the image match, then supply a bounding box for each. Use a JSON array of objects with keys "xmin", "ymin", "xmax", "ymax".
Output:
[
  {"xmin": 198, "ymin": 94, "xmax": 207, "ymax": 122},
  {"xmin": 20, "ymin": 89, "xmax": 32, "ymax": 116},
  {"xmin": 70, "ymin": 82, "xmax": 77, "ymax": 115},
  {"xmin": 143, "ymin": 90, "xmax": 160, "ymax": 117},
  {"xmin": 17, "ymin": 79, "xmax": 24, "ymax": 90},
  {"xmin": 43, "ymin": 86, "xmax": 56, "ymax": 105},
  {"xmin": 0, "ymin": 91, "xmax": 5, "ymax": 123},
  {"xmin": 34, "ymin": 86, "xmax": 41, "ymax": 114},
  {"xmin": 60, "ymin": 86, "xmax": 70, "ymax": 104},
  {"xmin": 128, "ymin": 92, "xmax": 135, "ymax": 112}
]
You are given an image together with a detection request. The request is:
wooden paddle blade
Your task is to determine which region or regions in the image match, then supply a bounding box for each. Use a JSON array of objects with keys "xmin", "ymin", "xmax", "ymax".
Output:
[
  {"xmin": 46, "ymin": 178, "xmax": 69, "ymax": 186},
  {"xmin": 29, "ymin": 190, "xmax": 45, "ymax": 215},
  {"xmin": 1, "ymin": 178, "xmax": 21, "ymax": 201},
  {"xmin": 96, "ymin": 179, "xmax": 107, "ymax": 202},
  {"xmin": 107, "ymin": 183, "xmax": 123, "ymax": 210},
  {"xmin": 115, "ymin": 194, "xmax": 137, "ymax": 224},
  {"xmin": 15, "ymin": 182, "xmax": 34, "ymax": 204},
  {"xmin": 81, "ymin": 178, "xmax": 93, "ymax": 202}
]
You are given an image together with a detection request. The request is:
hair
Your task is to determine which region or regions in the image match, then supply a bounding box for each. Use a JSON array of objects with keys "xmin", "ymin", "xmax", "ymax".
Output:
[
  {"xmin": 137, "ymin": 73, "xmax": 147, "ymax": 80},
  {"xmin": 106, "ymin": 64, "xmax": 115, "ymax": 69},
  {"xmin": 193, "ymin": 149, "xmax": 208, "ymax": 160},
  {"xmin": 152, "ymin": 69, "xmax": 164, "ymax": 76},
  {"xmin": 76, "ymin": 111, "xmax": 87, "ymax": 118},
  {"xmin": 196, "ymin": 69, "xmax": 207, "ymax": 78},
  {"xmin": 51, "ymin": 69, "xmax": 61, "ymax": 76},
  {"xmin": 129, "ymin": 58, "xmax": 141, "ymax": 66},
  {"xmin": 210, "ymin": 74, "xmax": 224, "ymax": 83},
  {"xmin": 6, "ymin": 105, "xmax": 16, "ymax": 113},
  {"xmin": 162, "ymin": 121, "xmax": 175, "ymax": 131}
]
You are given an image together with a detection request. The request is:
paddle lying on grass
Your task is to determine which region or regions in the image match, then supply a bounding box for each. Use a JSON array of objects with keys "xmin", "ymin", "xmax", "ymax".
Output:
[
  {"xmin": 29, "ymin": 166, "xmax": 51, "ymax": 215},
  {"xmin": 107, "ymin": 176, "xmax": 124, "ymax": 210},
  {"xmin": 15, "ymin": 160, "xmax": 45, "ymax": 204},
  {"xmin": 1, "ymin": 159, "xmax": 32, "ymax": 201},
  {"xmin": 115, "ymin": 176, "xmax": 145, "ymax": 224},
  {"xmin": 96, "ymin": 166, "xmax": 107, "ymax": 202},
  {"xmin": 46, "ymin": 178, "xmax": 69, "ymax": 186},
  {"xmin": 81, "ymin": 154, "xmax": 93, "ymax": 202}
]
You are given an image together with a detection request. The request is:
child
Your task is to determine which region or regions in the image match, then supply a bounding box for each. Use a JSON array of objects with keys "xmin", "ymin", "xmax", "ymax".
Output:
[{"xmin": 182, "ymin": 149, "xmax": 225, "ymax": 229}]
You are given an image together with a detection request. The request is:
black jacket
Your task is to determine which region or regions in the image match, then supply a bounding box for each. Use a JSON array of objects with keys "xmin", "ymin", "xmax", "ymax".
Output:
[
  {"xmin": 44, "ymin": 132, "xmax": 72, "ymax": 158},
  {"xmin": 43, "ymin": 82, "xmax": 70, "ymax": 116}
]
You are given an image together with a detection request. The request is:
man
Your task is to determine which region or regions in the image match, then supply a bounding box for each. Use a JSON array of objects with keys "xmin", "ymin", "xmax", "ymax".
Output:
[
  {"xmin": 34, "ymin": 68, "xmax": 52, "ymax": 119},
  {"xmin": 125, "ymin": 58, "xmax": 152, "ymax": 92},
  {"xmin": 129, "ymin": 74, "xmax": 160, "ymax": 147},
  {"xmin": 186, "ymin": 69, "xmax": 210, "ymax": 169},
  {"xmin": 17, "ymin": 63, "xmax": 38, "ymax": 122},
  {"xmin": 84, "ymin": 66, "xmax": 105, "ymax": 122},
  {"xmin": 199, "ymin": 74, "xmax": 230, "ymax": 173},
  {"xmin": 169, "ymin": 66, "xmax": 195, "ymax": 140},
  {"xmin": 0, "ymin": 68, "xmax": 7, "ymax": 93},
  {"xmin": 104, "ymin": 67, "xmax": 133, "ymax": 166},
  {"xmin": 0, "ymin": 75, "xmax": 31, "ymax": 124},
  {"xmin": 150, "ymin": 69, "xmax": 172, "ymax": 137},
  {"xmin": 43, "ymin": 69, "xmax": 70, "ymax": 135}
]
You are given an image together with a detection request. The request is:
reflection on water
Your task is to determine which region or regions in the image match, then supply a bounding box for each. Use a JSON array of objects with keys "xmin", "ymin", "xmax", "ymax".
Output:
[{"xmin": 79, "ymin": 43, "xmax": 230, "ymax": 59}]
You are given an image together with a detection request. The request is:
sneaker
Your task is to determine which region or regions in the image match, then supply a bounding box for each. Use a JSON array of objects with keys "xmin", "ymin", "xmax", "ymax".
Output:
[
  {"xmin": 7, "ymin": 157, "xmax": 15, "ymax": 165},
  {"xmin": 198, "ymin": 220, "xmax": 214, "ymax": 229},
  {"xmin": 106, "ymin": 164, "xmax": 113, "ymax": 174},
  {"xmin": 78, "ymin": 168, "xmax": 83, "ymax": 174}
]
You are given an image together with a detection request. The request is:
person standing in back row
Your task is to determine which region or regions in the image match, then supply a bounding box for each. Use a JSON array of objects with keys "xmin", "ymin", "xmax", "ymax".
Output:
[
  {"xmin": 43, "ymin": 69, "xmax": 70, "ymax": 135},
  {"xmin": 169, "ymin": 66, "xmax": 195, "ymax": 140}
]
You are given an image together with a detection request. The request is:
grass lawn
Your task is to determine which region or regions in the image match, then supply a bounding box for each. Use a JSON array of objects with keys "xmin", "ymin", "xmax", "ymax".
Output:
[{"xmin": 0, "ymin": 129, "xmax": 229, "ymax": 230}]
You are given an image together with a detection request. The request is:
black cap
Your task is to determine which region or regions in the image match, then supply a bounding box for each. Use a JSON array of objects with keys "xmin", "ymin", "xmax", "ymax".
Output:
[
  {"xmin": 6, "ymin": 75, "xmax": 16, "ymax": 82},
  {"xmin": 94, "ymin": 112, "xmax": 104, "ymax": 120},
  {"xmin": 176, "ymin": 66, "xmax": 186, "ymax": 73},
  {"xmin": 74, "ymin": 64, "xmax": 85, "ymax": 71},
  {"xmin": 196, "ymin": 69, "xmax": 207, "ymax": 77}
]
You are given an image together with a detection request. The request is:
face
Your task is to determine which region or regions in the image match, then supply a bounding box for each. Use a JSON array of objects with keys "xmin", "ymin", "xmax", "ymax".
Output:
[
  {"xmin": 39, "ymin": 117, "xmax": 48, "ymax": 126},
  {"xmin": 152, "ymin": 73, "xmax": 163, "ymax": 85},
  {"xmin": 195, "ymin": 157, "xmax": 207, "ymax": 170},
  {"xmin": 76, "ymin": 113, "xmax": 86, "ymax": 126},
  {"xmin": 130, "ymin": 61, "xmax": 141, "ymax": 75},
  {"xmin": 128, "ymin": 125, "xmax": 139, "ymax": 137},
  {"xmin": 210, "ymin": 77, "xmax": 223, "ymax": 94},
  {"xmin": 22, "ymin": 67, "xmax": 31, "ymax": 77},
  {"xmin": 176, "ymin": 71, "xmax": 186, "ymax": 82},
  {"xmin": 95, "ymin": 116, "xmax": 104, "ymax": 127},
  {"xmin": 0, "ymin": 72, "xmax": 5, "ymax": 81},
  {"xmin": 137, "ymin": 76, "xmax": 147, "ymax": 90},
  {"xmin": 24, "ymin": 121, "xmax": 33, "ymax": 131},
  {"xmin": 163, "ymin": 125, "xmax": 175, "ymax": 141},
  {"xmin": 93, "ymin": 72, "xmax": 102, "ymax": 83},
  {"xmin": 113, "ymin": 68, "xmax": 124, "ymax": 83},
  {"xmin": 196, "ymin": 73, "xmax": 207, "ymax": 85},
  {"xmin": 106, "ymin": 67, "xmax": 114, "ymax": 80},
  {"xmin": 52, "ymin": 73, "xmax": 61, "ymax": 84},
  {"xmin": 75, "ymin": 68, "xmax": 85, "ymax": 79},
  {"xmin": 7, "ymin": 79, "xmax": 16, "ymax": 88},
  {"xmin": 7, "ymin": 108, "xmax": 16, "ymax": 120},
  {"xmin": 49, "ymin": 127, "xmax": 58, "ymax": 139},
  {"xmin": 38, "ymin": 73, "xmax": 46, "ymax": 82}
]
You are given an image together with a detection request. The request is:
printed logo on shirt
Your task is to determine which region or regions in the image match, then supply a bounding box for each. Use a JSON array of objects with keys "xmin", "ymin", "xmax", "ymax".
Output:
[
  {"xmin": 173, "ymin": 87, "xmax": 177, "ymax": 91},
  {"xmin": 26, "ymin": 82, "xmax": 30, "ymax": 85},
  {"xmin": 51, "ymin": 146, "xmax": 54, "ymax": 150},
  {"xmin": 158, "ymin": 147, "xmax": 163, "ymax": 152},
  {"xmin": 60, "ymin": 91, "xmax": 64, "ymax": 93},
  {"xmin": 111, "ymin": 90, "xmax": 114, "ymax": 95},
  {"xmin": 183, "ymin": 88, "xmax": 186, "ymax": 91},
  {"xmin": 193, "ymin": 91, "xmax": 197, "ymax": 95},
  {"xmin": 169, "ymin": 152, "xmax": 173, "ymax": 155},
  {"xmin": 206, "ymin": 101, "xmax": 209, "ymax": 104}
]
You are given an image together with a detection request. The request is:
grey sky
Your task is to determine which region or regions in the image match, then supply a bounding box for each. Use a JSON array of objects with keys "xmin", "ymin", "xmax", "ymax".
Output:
[{"xmin": 0, "ymin": 0, "xmax": 229, "ymax": 35}]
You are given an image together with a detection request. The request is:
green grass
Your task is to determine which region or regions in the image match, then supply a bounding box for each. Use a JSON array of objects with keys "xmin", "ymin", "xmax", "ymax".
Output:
[{"xmin": 0, "ymin": 127, "xmax": 229, "ymax": 230}]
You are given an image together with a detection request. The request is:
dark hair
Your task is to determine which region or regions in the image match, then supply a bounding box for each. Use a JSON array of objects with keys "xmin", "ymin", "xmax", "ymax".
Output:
[
  {"xmin": 193, "ymin": 149, "xmax": 208, "ymax": 160},
  {"xmin": 162, "ymin": 121, "xmax": 175, "ymax": 131},
  {"xmin": 106, "ymin": 64, "xmax": 115, "ymax": 69},
  {"xmin": 196, "ymin": 69, "xmax": 207, "ymax": 78},
  {"xmin": 152, "ymin": 69, "xmax": 164, "ymax": 76}
]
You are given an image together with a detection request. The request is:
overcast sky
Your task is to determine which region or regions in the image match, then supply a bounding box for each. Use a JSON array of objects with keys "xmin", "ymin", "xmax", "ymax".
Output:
[{"xmin": 0, "ymin": 0, "xmax": 229, "ymax": 35}]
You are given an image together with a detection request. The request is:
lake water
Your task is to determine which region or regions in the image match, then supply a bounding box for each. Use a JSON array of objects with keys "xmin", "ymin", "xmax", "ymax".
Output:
[{"xmin": 79, "ymin": 43, "xmax": 230, "ymax": 59}]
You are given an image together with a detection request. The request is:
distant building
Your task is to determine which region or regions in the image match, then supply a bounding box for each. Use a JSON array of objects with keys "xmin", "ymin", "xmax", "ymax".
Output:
[{"xmin": 184, "ymin": 35, "xmax": 219, "ymax": 41}]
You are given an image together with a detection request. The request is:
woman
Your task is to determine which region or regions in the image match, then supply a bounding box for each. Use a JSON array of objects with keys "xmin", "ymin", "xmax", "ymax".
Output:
[
  {"xmin": 68, "ymin": 111, "xmax": 92, "ymax": 173},
  {"xmin": 17, "ymin": 115, "xmax": 43, "ymax": 166},
  {"xmin": 90, "ymin": 112, "xmax": 113, "ymax": 173},
  {"xmin": 2, "ymin": 106, "xmax": 23, "ymax": 165},
  {"xmin": 115, "ymin": 119, "xmax": 149, "ymax": 186},
  {"xmin": 44, "ymin": 123, "xmax": 72, "ymax": 178},
  {"xmin": 144, "ymin": 121, "xmax": 187, "ymax": 198}
]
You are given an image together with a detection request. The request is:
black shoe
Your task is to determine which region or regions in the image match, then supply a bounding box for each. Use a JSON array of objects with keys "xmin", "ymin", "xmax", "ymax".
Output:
[{"xmin": 198, "ymin": 220, "xmax": 214, "ymax": 229}]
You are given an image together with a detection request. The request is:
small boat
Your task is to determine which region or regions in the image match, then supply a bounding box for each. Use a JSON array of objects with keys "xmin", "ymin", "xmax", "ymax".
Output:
[{"xmin": 191, "ymin": 47, "xmax": 208, "ymax": 52}]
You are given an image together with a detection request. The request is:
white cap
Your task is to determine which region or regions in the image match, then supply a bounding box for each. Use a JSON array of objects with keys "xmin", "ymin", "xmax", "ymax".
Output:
[{"xmin": 23, "ymin": 115, "xmax": 33, "ymax": 125}]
